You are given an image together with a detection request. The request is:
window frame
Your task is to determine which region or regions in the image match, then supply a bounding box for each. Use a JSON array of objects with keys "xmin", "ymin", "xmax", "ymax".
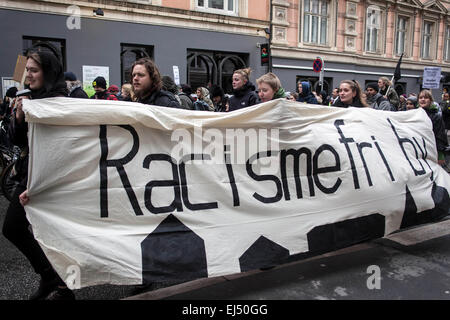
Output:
[
  {"xmin": 365, "ymin": 5, "xmax": 382, "ymax": 53},
  {"xmin": 444, "ymin": 25, "xmax": 450, "ymax": 61},
  {"xmin": 421, "ymin": 20, "xmax": 434, "ymax": 59},
  {"xmin": 22, "ymin": 36, "xmax": 67, "ymax": 71},
  {"xmin": 395, "ymin": 15, "xmax": 409, "ymax": 56},
  {"xmin": 195, "ymin": 0, "xmax": 238, "ymax": 16},
  {"xmin": 301, "ymin": 0, "xmax": 330, "ymax": 46}
]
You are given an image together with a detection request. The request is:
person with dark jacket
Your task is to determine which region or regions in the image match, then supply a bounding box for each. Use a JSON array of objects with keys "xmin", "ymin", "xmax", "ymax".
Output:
[
  {"xmin": 405, "ymin": 96, "xmax": 418, "ymax": 110},
  {"xmin": 440, "ymin": 92, "xmax": 450, "ymax": 130},
  {"xmin": 318, "ymin": 90, "xmax": 330, "ymax": 106},
  {"xmin": 210, "ymin": 85, "xmax": 228, "ymax": 112},
  {"xmin": 2, "ymin": 50, "xmax": 75, "ymax": 300},
  {"xmin": 296, "ymin": 81, "xmax": 318, "ymax": 104},
  {"xmin": 418, "ymin": 89, "xmax": 448, "ymax": 165},
  {"xmin": 0, "ymin": 86, "xmax": 17, "ymax": 119},
  {"xmin": 378, "ymin": 76, "xmax": 400, "ymax": 111},
  {"xmin": 161, "ymin": 75, "xmax": 184, "ymax": 108},
  {"xmin": 228, "ymin": 68, "xmax": 259, "ymax": 112},
  {"xmin": 90, "ymin": 76, "xmax": 118, "ymax": 101},
  {"xmin": 365, "ymin": 82, "xmax": 393, "ymax": 111},
  {"xmin": 64, "ymin": 71, "xmax": 88, "ymax": 99},
  {"xmin": 131, "ymin": 58, "xmax": 181, "ymax": 108},
  {"xmin": 332, "ymin": 80, "xmax": 369, "ymax": 108}
]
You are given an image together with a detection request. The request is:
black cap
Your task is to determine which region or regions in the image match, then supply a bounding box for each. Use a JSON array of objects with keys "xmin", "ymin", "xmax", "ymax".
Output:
[
  {"xmin": 5, "ymin": 86, "xmax": 18, "ymax": 98},
  {"xmin": 64, "ymin": 71, "xmax": 77, "ymax": 81},
  {"xmin": 92, "ymin": 76, "xmax": 107, "ymax": 89},
  {"xmin": 366, "ymin": 82, "xmax": 379, "ymax": 91}
]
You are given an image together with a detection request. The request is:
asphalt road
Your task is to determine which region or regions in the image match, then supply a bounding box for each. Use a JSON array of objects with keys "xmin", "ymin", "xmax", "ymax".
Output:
[
  {"xmin": 1, "ymin": 192, "xmax": 449, "ymax": 301},
  {"xmin": 0, "ymin": 194, "xmax": 184, "ymax": 300}
]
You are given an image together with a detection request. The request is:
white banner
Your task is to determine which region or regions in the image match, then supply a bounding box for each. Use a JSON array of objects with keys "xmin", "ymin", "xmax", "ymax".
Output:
[{"xmin": 23, "ymin": 98, "xmax": 450, "ymax": 289}]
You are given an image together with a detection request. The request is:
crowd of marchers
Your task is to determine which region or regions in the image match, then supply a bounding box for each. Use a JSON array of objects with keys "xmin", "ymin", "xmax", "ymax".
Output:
[{"xmin": 0, "ymin": 49, "xmax": 449, "ymax": 301}]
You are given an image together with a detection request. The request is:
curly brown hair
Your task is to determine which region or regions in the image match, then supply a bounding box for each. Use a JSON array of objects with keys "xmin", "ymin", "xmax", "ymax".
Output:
[{"xmin": 130, "ymin": 57, "xmax": 162, "ymax": 93}]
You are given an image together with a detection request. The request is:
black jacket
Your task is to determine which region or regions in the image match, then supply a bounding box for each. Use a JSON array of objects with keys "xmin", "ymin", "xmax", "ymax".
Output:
[
  {"xmin": 8, "ymin": 51, "xmax": 68, "ymax": 187},
  {"xmin": 425, "ymin": 106, "xmax": 448, "ymax": 153},
  {"xmin": 69, "ymin": 86, "xmax": 89, "ymax": 99},
  {"xmin": 228, "ymin": 82, "xmax": 259, "ymax": 112},
  {"xmin": 138, "ymin": 89, "xmax": 181, "ymax": 109},
  {"xmin": 332, "ymin": 97, "xmax": 366, "ymax": 108}
]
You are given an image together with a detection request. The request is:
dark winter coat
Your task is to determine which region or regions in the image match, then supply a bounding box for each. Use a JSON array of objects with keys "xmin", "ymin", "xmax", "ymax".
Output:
[
  {"xmin": 424, "ymin": 104, "xmax": 448, "ymax": 154},
  {"xmin": 228, "ymin": 81, "xmax": 259, "ymax": 112},
  {"xmin": 8, "ymin": 51, "xmax": 68, "ymax": 187},
  {"xmin": 440, "ymin": 100, "xmax": 450, "ymax": 130},
  {"xmin": 332, "ymin": 97, "xmax": 366, "ymax": 108},
  {"xmin": 297, "ymin": 82, "xmax": 318, "ymax": 104},
  {"xmin": 138, "ymin": 89, "xmax": 181, "ymax": 109},
  {"xmin": 366, "ymin": 93, "xmax": 393, "ymax": 111},
  {"xmin": 179, "ymin": 92, "xmax": 194, "ymax": 110},
  {"xmin": 68, "ymin": 81, "xmax": 89, "ymax": 99}
]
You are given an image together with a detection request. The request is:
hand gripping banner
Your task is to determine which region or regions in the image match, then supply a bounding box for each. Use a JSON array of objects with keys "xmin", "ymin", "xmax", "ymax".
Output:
[{"xmin": 23, "ymin": 98, "xmax": 450, "ymax": 289}]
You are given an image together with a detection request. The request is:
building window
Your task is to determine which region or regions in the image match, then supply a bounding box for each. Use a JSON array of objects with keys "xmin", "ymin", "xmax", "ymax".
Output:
[
  {"xmin": 302, "ymin": 0, "xmax": 329, "ymax": 45},
  {"xmin": 196, "ymin": 0, "xmax": 237, "ymax": 15},
  {"xmin": 120, "ymin": 44, "xmax": 154, "ymax": 85},
  {"xmin": 395, "ymin": 16, "xmax": 408, "ymax": 56},
  {"xmin": 421, "ymin": 21, "xmax": 434, "ymax": 59},
  {"xmin": 444, "ymin": 26, "xmax": 450, "ymax": 61},
  {"xmin": 187, "ymin": 49, "xmax": 247, "ymax": 93},
  {"xmin": 22, "ymin": 36, "xmax": 66, "ymax": 71},
  {"xmin": 365, "ymin": 6, "xmax": 381, "ymax": 53}
]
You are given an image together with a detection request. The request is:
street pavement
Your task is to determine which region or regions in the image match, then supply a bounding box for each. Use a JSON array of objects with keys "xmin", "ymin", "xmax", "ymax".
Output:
[{"xmin": 1, "ymin": 191, "xmax": 449, "ymax": 300}]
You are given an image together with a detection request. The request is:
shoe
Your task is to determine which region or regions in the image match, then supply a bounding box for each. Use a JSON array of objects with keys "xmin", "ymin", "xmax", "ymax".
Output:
[
  {"xmin": 29, "ymin": 277, "xmax": 60, "ymax": 300},
  {"xmin": 45, "ymin": 287, "xmax": 75, "ymax": 300}
]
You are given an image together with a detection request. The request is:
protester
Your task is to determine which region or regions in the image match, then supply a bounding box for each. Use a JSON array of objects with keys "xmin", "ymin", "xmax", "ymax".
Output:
[
  {"xmin": 107, "ymin": 84, "xmax": 120, "ymax": 99},
  {"xmin": 332, "ymin": 80, "xmax": 368, "ymax": 108},
  {"xmin": 2, "ymin": 50, "xmax": 75, "ymax": 300},
  {"xmin": 210, "ymin": 85, "xmax": 228, "ymax": 112},
  {"xmin": 405, "ymin": 96, "xmax": 418, "ymax": 110},
  {"xmin": 228, "ymin": 68, "xmax": 259, "ymax": 112},
  {"xmin": 90, "ymin": 76, "xmax": 119, "ymax": 100},
  {"xmin": 329, "ymin": 87, "xmax": 339, "ymax": 105},
  {"xmin": 256, "ymin": 72, "xmax": 286, "ymax": 103},
  {"xmin": 120, "ymin": 83, "xmax": 135, "ymax": 102},
  {"xmin": 161, "ymin": 75, "xmax": 183, "ymax": 107},
  {"xmin": 418, "ymin": 89, "xmax": 448, "ymax": 165},
  {"xmin": 180, "ymin": 84, "xmax": 195, "ymax": 104},
  {"xmin": 365, "ymin": 82, "xmax": 393, "ymax": 111},
  {"xmin": 131, "ymin": 58, "xmax": 180, "ymax": 108},
  {"xmin": 318, "ymin": 90, "xmax": 330, "ymax": 106},
  {"xmin": 296, "ymin": 81, "xmax": 318, "ymax": 104},
  {"xmin": 64, "ymin": 71, "xmax": 88, "ymax": 98},
  {"xmin": 399, "ymin": 94, "xmax": 407, "ymax": 111},
  {"xmin": 178, "ymin": 85, "xmax": 194, "ymax": 110},
  {"xmin": 0, "ymin": 86, "xmax": 17, "ymax": 120},
  {"xmin": 193, "ymin": 87, "xmax": 214, "ymax": 111},
  {"xmin": 378, "ymin": 76, "xmax": 399, "ymax": 111},
  {"xmin": 440, "ymin": 92, "xmax": 450, "ymax": 130}
]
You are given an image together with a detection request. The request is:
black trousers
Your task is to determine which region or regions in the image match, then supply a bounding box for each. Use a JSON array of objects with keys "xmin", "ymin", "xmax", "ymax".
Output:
[{"xmin": 2, "ymin": 185, "xmax": 57, "ymax": 279}]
